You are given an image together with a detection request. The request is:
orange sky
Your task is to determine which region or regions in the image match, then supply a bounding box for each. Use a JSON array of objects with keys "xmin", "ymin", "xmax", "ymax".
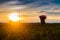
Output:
[
  {"xmin": 0, "ymin": 1, "xmax": 60, "ymax": 23},
  {"xmin": 0, "ymin": 9, "xmax": 60, "ymax": 23}
]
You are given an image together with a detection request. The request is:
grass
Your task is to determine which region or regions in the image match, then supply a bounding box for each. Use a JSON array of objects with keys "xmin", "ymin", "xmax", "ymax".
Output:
[{"xmin": 0, "ymin": 23, "xmax": 60, "ymax": 40}]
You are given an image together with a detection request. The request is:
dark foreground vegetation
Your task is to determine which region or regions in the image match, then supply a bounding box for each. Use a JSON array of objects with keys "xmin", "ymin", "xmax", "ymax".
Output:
[{"xmin": 0, "ymin": 23, "xmax": 60, "ymax": 40}]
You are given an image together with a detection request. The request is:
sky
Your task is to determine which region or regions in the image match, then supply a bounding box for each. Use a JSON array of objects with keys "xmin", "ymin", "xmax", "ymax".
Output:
[{"xmin": 0, "ymin": 0, "xmax": 60, "ymax": 23}]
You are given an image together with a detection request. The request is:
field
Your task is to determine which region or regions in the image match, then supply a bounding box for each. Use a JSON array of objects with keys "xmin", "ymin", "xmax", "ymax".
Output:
[{"xmin": 0, "ymin": 23, "xmax": 60, "ymax": 40}]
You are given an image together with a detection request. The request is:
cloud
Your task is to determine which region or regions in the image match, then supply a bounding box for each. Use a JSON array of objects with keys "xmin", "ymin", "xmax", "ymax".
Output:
[
  {"xmin": 0, "ymin": 0, "xmax": 60, "ymax": 23},
  {"xmin": 0, "ymin": 0, "xmax": 58, "ymax": 10},
  {"xmin": 0, "ymin": 1, "xmax": 27, "ymax": 11},
  {"xmin": 0, "ymin": 1, "xmax": 22, "ymax": 6}
]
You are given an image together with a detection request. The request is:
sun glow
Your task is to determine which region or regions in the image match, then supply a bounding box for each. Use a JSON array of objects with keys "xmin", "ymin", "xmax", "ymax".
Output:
[{"xmin": 8, "ymin": 12, "xmax": 20, "ymax": 22}]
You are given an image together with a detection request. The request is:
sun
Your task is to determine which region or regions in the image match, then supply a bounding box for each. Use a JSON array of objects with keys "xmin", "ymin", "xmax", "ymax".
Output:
[{"xmin": 8, "ymin": 12, "xmax": 20, "ymax": 22}]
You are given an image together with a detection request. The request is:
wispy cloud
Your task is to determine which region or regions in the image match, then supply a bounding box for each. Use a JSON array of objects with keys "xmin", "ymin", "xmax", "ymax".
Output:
[{"xmin": 0, "ymin": 0, "xmax": 60, "ymax": 23}]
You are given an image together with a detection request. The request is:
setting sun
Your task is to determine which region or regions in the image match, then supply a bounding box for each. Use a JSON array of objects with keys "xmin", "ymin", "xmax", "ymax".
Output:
[{"xmin": 8, "ymin": 12, "xmax": 20, "ymax": 22}]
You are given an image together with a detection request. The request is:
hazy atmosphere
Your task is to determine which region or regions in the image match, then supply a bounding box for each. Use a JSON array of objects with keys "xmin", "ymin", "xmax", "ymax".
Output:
[
  {"xmin": 0, "ymin": 0, "xmax": 60, "ymax": 40},
  {"xmin": 0, "ymin": 0, "xmax": 60, "ymax": 23}
]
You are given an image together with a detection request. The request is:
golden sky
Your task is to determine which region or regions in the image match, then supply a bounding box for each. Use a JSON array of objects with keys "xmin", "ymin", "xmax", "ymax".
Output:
[{"xmin": 0, "ymin": 0, "xmax": 60, "ymax": 23}]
